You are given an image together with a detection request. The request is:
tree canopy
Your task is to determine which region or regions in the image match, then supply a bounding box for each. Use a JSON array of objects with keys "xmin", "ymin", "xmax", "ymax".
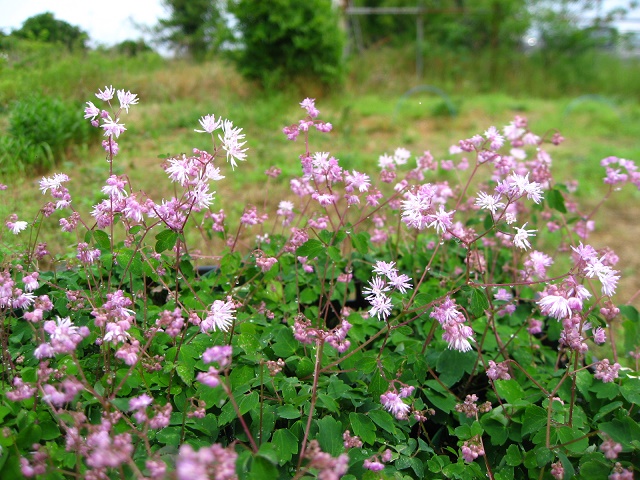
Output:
[{"xmin": 11, "ymin": 12, "xmax": 88, "ymax": 50}]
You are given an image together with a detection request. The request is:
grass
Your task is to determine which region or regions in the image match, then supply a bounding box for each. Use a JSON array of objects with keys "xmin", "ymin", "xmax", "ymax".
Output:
[{"xmin": 0, "ymin": 46, "xmax": 639, "ymax": 303}]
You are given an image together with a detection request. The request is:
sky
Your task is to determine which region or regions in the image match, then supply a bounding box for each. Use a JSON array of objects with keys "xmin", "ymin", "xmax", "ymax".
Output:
[
  {"xmin": 0, "ymin": 0, "xmax": 167, "ymax": 47},
  {"xmin": 1, "ymin": 0, "xmax": 638, "ymax": 48}
]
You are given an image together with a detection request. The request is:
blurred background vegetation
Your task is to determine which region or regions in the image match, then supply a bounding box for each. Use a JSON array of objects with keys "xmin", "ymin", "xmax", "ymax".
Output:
[{"xmin": 0, "ymin": 0, "xmax": 639, "ymax": 300}]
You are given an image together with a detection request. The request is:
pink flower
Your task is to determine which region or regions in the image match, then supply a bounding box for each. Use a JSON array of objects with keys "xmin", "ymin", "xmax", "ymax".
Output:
[
  {"xmin": 300, "ymin": 98, "xmax": 319, "ymax": 118},
  {"xmin": 513, "ymin": 223, "xmax": 536, "ymax": 250},
  {"xmin": 201, "ymin": 298, "xmax": 236, "ymax": 333},
  {"xmin": 84, "ymin": 101, "xmax": 100, "ymax": 120},
  {"xmin": 117, "ymin": 89, "xmax": 139, "ymax": 113},
  {"xmin": 202, "ymin": 345, "xmax": 232, "ymax": 367},
  {"xmin": 6, "ymin": 220, "xmax": 28, "ymax": 234},
  {"xmin": 195, "ymin": 114, "xmax": 222, "ymax": 133},
  {"xmin": 96, "ymin": 85, "xmax": 115, "ymax": 101},
  {"xmin": 101, "ymin": 116, "xmax": 126, "ymax": 138},
  {"xmin": 380, "ymin": 391, "xmax": 410, "ymax": 419},
  {"xmin": 594, "ymin": 359, "xmax": 620, "ymax": 383},
  {"xmin": 600, "ymin": 438, "xmax": 623, "ymax": 459}
]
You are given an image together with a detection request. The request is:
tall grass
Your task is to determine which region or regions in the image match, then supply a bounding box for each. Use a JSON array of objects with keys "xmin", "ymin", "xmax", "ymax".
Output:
[{"xmin": 347, "ymin": 45, "xmax": 640, "ymax": 99}]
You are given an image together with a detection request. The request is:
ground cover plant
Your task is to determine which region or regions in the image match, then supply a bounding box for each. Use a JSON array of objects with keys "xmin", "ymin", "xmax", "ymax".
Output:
[{"xmin": 0, "ymin": 86, "xmax": 639, "ymax": 480}]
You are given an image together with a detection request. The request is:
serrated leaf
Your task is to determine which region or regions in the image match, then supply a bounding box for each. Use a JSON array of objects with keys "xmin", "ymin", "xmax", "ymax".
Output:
[
  {"xmin": 176, "ymin": 364, "xmax": 194, "ymax": 386},
  {"xmin": 238, "ymin": 391, "xmax": 259, "ymax": 415},
  {"xmin": 296, "ymin": 239, "xmax": 325, "ymax": 258},
  {"xmin": 92, "ymin": 230, "xmax": 111, "ymax": 251},
  {"xmin": 505, "ymin": 444, "xmax": 522, "ymax": 466},
  {"xmin": 350, "ymin": 232, "xmax": 369, "ymax": 254},
  {"xmin": 522, "ymin": 405, "xmax": 547, "ymax": 437},
  {"xmin": 349, "ymin": 412, "xmax": 376, "ymax": 445},
  {"xmin": 249, "ymin": 456, "xmax": 278, "ymax": 479},
  {"xmin": 155, "ymin": 229, "xmax": 178, "ymax": 253},
  {"xmin": 317, "ymin": 416, "xmax": 342, "ymax": 456},
  {"xmin": 117, "ymin": 248, "xmax": 144, "ymax": 275},
  {"xmin": 469, "ymin": 287, "xmax": 489, "ymax": 317},
  {"xmin": 494, "ymin": 379, "xmax": 525, "ymax": 404},
  {"xmin": 276, "ymin": 405, "xmax": 301, "ymax": 419},
  {"xmin": 368, "ymin": 410, "xmax": 397, "ymax": 435},
  {"xmin": 547, "ymin": 188, "xmax": 567, "ymax": 213},
  {"xmin": 621, "ymin": 378, "xmax": 640, "ymax": 405},
  {"xmin": 272, "ymin": 429, "xmax": 298, "ymax": 465},
  {"xmin": 593, "ymin": 401, "xmax": 623, "ymax": 422}
]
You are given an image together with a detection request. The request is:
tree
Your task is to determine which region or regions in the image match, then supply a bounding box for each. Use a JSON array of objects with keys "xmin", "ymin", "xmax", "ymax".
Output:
[
  {"xmin": 155, "ymin": 0, "xmax": 229, "ymax": 60},
  {"xmin": 11, "ymin": 12, "xmax": 88, "ymax": 50},
  {"xmin": 228, "ymin": 0, "xmax": 346, "ymax": 89}
]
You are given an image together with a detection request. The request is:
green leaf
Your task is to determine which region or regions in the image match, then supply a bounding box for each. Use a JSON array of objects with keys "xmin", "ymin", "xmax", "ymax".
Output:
[
  {"xmin": 522, "ymin": 405, "xmax": 547, "ymax": 437},
  {"xmin": 155, "ymin": 426, "xmax": 181, "ymax": 445},
  {"xmin": 271, "ymin": 327, "xmax": 298, "ymax": 357},
  {"xmin": 469, "ymin": 287, "xmax": 489, "ymax": 317},
  {"xmin": 317, "ymin": 393, "xmax": 340, "ymax": 413},
  {"xmin": 238, "ymin": 391, "xmax": 260, "ymax": 415},
  {"xmin": 256, "ymin": 443, "xmax": 279, "ymax": 465},
  {"xmin": 249, "ymin": 455, "xmax": 278, "ymax": 479},
  {"xmin": 494, "ymin": 379, "xmax": 526, "ymax": 404},
  {"xmin": 296, "ymin": 239, "xmax": 325, "ymax": 258},
  {"xmin": 349, "ymin": 412, "xmax": 376, "ymax": 445},
  {"xmin": 580, "ymin": 459, "xmax": 612, "ymax": 478},
  {"xmin": 155, "ymin": 229, "xmax": 178, "ymax": 253},
  {"xmin": 92, "ymin": 230, "xmax": 111, "ymax": 251},
  {"xmin": 621, "ymin": 378, "xmax": 640, "ymax": 405},
  {"xmin": 276, "ymin": 405, "xmax": 301, "ymax": 420},
  {"xmin": 598, "ymin": 416, "xmax": 640, "ymax": 447},
  {"xmin": 547, "ymin": 188, "xmax": 567, "ymax": 213},
  {"xmin": 317, "ymin": 416, "xmax": 343, "ymax": 456},
  {"xmin": 272, "ymin": 429, "xmax": 299, "ymax": 465},
  {"xmin": 556, "ymin": 450, "xmax": 575, "ymax": 478},
  {"xmin": 505, "ymin": 444, "xmax": 522, "ymax": 466},
  {"xmin": 117, "ymin": 248, "xmax": 144, "ymax": 275},
  {"xmin": 176, "ymin": 364, "xmax": 194, "ymax": 386},
  {"xmin": 368, "ymin": 410, "xmax": 397, "ymax": 435},
  {"xmin": 350, "ymin": 232, "xmax": 369, "ymax": 254},
  {"xmin": 593, "ymin": 401, "xmax": 623, "ymax": 422}
]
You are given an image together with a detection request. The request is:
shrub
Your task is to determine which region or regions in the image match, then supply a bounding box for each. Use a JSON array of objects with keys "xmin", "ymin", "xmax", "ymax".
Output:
[
  {"xmin": 0, "ymin": 88, "xmax": 639, "ymax": 479},
  {"xmin": 0, "ymin": 94, "xmax": 94, "ymax": 174},
  {"xmin": 228, "ymin": 0, "xmax": 345, "ymax": 89}
]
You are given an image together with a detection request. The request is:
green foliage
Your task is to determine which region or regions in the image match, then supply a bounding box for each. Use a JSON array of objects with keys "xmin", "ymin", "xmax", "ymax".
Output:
[
  {"xmin": 352, "ymin": 0, "xmax": 529, "ymax": 51},
  {"xmin": 0, "ymin": 94, "xmax": 95, "ymax": 174},
  {"xmin": 228, "ymin": 0, "xmax": 346, "ymax": 89},
  {"xmin": 10, "ymin": 12, "xmax": 88, "ymax": 51},
  {"xmin": 156, "ymin": 0, "xmax": 229, "ymax": 60}
]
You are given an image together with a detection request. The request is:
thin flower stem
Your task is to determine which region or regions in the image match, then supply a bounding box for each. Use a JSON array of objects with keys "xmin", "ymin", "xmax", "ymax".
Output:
[{"xmin": 297, "ymin": 339, "xmax": 325, "ymax": 470}]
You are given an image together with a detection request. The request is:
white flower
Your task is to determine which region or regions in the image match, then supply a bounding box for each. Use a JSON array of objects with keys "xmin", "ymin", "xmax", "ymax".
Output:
[
  {"xmin": 195, "ymin": 114, "xmax": 222, "ymax": 134},
  {"xmin": 513, "ymin": 223, "xmax": 536, "ymax": 250}
]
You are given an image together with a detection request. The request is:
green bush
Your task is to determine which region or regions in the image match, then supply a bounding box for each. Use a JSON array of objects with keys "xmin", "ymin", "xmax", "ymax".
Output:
[
  {"xmin": 228, "ymin": 0, "xmax": 346, "ymax": 89},
  {"xmin": 0, "ymin": 94, "xmax": 94, "ymax": 174}
]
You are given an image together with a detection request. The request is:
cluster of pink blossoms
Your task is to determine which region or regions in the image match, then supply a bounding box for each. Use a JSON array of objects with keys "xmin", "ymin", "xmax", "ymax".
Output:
[
  {"xmin": 430, "ymin": 296, "xmax": 474, "ymax": 353},
  {"xmin": 380, "ymin": 385, "xmax": 415, "ymax": 420},
  {"xmin": 176, "ymin": 443, "xmax": 238, "ymax": 480},
  {"xmin": 363, "ymin": 260, "xmax": 412, "ymax": 321},
  {"xmin": 197, "ymin": 345, "xmax": 233, "ymax": 388},
  {"xmin": 293, "ymin": 314, "xmax": 353, "ymax": 353},
  {"xmin": 34, "ymin": 316, "xmax": 90, "ymax": 359},
  {"xmin": 282, "ymin": 98, "xmax": 333, "ymax": 140}
]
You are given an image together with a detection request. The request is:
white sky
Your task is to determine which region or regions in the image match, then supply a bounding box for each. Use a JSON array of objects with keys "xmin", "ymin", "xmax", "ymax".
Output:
[
  {"xmin": 1, "ymin": 0, "xmax": 638, "ymax": 48},
  {"xmin": 0, "ymin": 0, "xmax": 167, "ymax": 46}
]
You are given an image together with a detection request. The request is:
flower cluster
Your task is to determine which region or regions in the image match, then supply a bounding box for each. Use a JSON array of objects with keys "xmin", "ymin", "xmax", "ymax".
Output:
[
  {"xmin": 380, "ymin": 385, "xmax": 415, "ymax": 420},
  {"xmin": 363, "ymin": 261, "xmax": 413, "ymax": 321},
  {"xmin": 430, "ymin": 296, "xmax": 474, "ymax": 353}
]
